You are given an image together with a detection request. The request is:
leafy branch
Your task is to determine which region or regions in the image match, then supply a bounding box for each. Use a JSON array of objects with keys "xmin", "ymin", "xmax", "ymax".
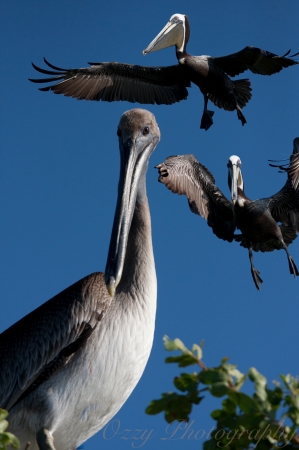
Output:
[
  {"xmin": 0, "ymin": 409, "xmax": 20, "ymax": 450},
  {"xmin": 146, "ymin": 336, "xmax": 299, "ymax": 449}
]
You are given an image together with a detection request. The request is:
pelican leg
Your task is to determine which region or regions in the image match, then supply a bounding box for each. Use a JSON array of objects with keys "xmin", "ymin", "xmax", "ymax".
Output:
[
  {"xmin": 200, "ymin": 94, "xmax": 214, "ymax": 130},
  {"xmin": 282, "ymin": 243, "xmax": 299, "ymax": 277},
  {"xmin": 236, "ymin": 105, "xmax": 247, "ymax": 126},
  {"xmin": 231, "ymin": 92, "xmax": 246, "ymax": 126},
  {"xmin": 36, "ymin": 428, "xmax": 56, "ymax": 450},
  {"xmin": 248, "ymin": 249, "xmax": 263, "ymax": 290}
]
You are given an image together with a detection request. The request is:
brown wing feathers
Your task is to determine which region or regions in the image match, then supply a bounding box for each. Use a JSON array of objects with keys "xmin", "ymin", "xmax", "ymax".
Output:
[
  {"xmin": 156, "ymin": 155, "xmax": 235, "ymax": 242},
  {"xmin": 214, "ymin": 46, "xmax": 298, "ymax": 77},
  {"xmin": 29, "ymin": 58, "xmax": 190, "ymax": 105},
  {"xmin": 0, "ymin": 272, "xmax": 111, "ymax": 410}
]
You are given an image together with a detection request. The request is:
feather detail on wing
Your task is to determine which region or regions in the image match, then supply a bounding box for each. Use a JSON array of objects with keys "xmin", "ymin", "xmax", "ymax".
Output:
[
  {"xmin": 234, "ymin": 223, "xmax": 297, "ymax": 252},
  {"xmin": 156, "ymin": 154, "xmax": 235, "ymax": 241},
  {"xmin": 268, "ymin": 138, "xmax": 299, "ymax": 232},
  {"xmin": 0, "ymin": 272, "xmax": 111, "ymax": 410},
  {"xmin": 212, "ymin": 46, "xmax": 298, "ymax": 77},
  {"xmin": 29, "ymin": 58, "xmax": 190, "ymax": 105},
  {"xmin": 208, "ymin": 79, "xmax": 252, "ymax": 111}
]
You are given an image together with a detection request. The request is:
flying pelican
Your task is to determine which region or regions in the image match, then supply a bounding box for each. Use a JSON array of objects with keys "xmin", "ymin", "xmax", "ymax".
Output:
[
  {"xmin": 29, "ymin": 14, "xmax": 298, "ymax": 130},
  {"xmin": 143, "ymin": 14, "xmax": 298, "ymax": 129},
  {"xmin": 155, "ymin": 140, "xmax": 299, "ymax": 290},
  {"xmin": 0, "ymin": 109, "xmax": 160, "ymax": 450}
]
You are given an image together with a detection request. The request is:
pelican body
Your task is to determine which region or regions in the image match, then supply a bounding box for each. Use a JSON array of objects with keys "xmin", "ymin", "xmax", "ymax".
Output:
[
  {"xmin": 156, "ymin": 139, "xmax": 299, "ymax": 290},
  {"xmin": 0, "ymin": 109, "xmax": 160, "ymax": 450},
  {"xmin": 29, "ymin": 14, "xmax": 298, "ymax": 130},
  {"xmin": 143, "ymin": 14, "xmax": 298, "ymax": 130}
]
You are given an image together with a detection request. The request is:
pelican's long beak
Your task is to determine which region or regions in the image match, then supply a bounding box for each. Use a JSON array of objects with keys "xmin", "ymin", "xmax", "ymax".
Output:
[
  {"xmin": 142, "ymin": 16, "xmax": 184, "ymax": 55},
  {"xmin": 228, "ymin": 155, "xmax": 243, "ymax": 204},
  {"xmin": 230, "ymin": 164, "xmax": 239, "ymax": 204},
  {"xmin": 105, "ymin": 112, "xmax": 160, "ymax": 297}
]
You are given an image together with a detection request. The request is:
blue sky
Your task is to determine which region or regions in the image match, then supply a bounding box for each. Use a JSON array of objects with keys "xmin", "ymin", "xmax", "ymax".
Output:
[{"xmin": 0, "ymin": 1, "xmax": 298, "ymax": 449}]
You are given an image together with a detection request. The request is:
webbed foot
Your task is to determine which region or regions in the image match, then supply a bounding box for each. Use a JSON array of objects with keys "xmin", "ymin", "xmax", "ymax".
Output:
[
  {"xmin": 200, "ymin": 109, "xmax": 214, "ymax": 130},
  {"xmin": 251, "ymin": 266, "xmax": 263, "ymax": 291},
  {"xmin": 282, "ymin": 244, "xmax": 299, "ymax": 278},
  {"xmin": 288, "ymin": 255, "xmax": 299, "ymax": 277},
  {"xmin": 248, "ymin": 249, "xmax": 263, "ymax": 290}
]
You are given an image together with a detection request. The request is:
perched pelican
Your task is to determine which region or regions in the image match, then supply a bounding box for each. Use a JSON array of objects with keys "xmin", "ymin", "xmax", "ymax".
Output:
[
  {"xmin": 0, "ymin": 109, "xmax": 160, "ymax": 450},
  {"xmin": 29, "ymin": 14, "xmax": 298, "ymax": 130},
  {"xmin": 155, "ymin": 140, "xmax": 299, "ymax": 290}
]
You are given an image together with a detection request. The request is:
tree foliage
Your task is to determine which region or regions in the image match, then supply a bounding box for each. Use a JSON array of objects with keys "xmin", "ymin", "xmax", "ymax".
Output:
[
  {"xmin": 0, "ymin": 409, "xmax": 19, "ymax": 450},
  {"xmin": 146, "ymin": 336, "xmax": 299, "ymax": 449}
]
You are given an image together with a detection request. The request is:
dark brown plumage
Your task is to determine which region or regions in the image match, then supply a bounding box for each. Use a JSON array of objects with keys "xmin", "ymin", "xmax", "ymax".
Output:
[
  {"xmin": 30, "ymin": 59, "xmax": 190, "ymax": 105},
  {"xmin": 0, "ymin": 273, "xmax": 110, "ymax": 411},
  {"xmin": 29, "ymin": 14, "xmax": 298, "ymax": 130},
  {"xmin": 156, "ymin": 142, "xmax": 299, "ymax": 290},
  {"xmin": 155, "ymin": 154, "xmax": 236, "ymax": 242}
]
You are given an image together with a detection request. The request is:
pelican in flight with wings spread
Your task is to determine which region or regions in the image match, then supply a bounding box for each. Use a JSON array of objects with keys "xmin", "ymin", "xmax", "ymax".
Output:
[
  {"xmin": 156, "ymin": 138, "xmax": 299, "ymax": 290},
  {"xmin": 29, "ymin": 13, "xmax": 298, "ymax": 130}
]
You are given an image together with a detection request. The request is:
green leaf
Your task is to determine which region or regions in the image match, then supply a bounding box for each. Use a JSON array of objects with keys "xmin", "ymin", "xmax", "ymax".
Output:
[
  {"xmin": 165, "ymin": 355, "xmax": 197, "ymax": 367},
  {"xmin": 237, "ymin": 413, "xmax": 264, "ymax": 430},
  {"xmin": 189, "ymin": 394, "xmax": 203, "ymax": 405},
  {"xmin": 248, "ymin": 367, "xmax": 268, "ymax": 402},
  {"xmin": 164, "ymin": 395, "xmax": 192, "ymax": 423},
  {"xmin": 210, "ymin": 409, "xmax": 222, "ymax": 419},
  {"xmin": 163, "ymin": 336, "xmax": 188, "ymax": 353},
  {"xmin": 0, "ymin": 420, "xmax": 8, "ymax": 434},
  {"xmin": 0, "ymin": 432, "xmax": 20, "ymax": 449},
  {"xmin": 203, "ymin": 436, "xmax": 219, "ymax": 450},
  {"xmin": 222, "ymin": 398, "xmax": 236, "ymax": 414},
  {"xmin": 222, "ymin": 362, "xmax": 237, "ymax": 371},
  {"xmin": 146, "ymin": 392, "xmax": 194, "ymax": 423},
  {"xmin": 230, "ymin": 368, "xmax": 246, "ymax": 383},
  {"xmin": 229, "ymin": 391, "xmax": 263, "ymax": 414},
  {"xmin": 266, "ymin": 386, "xmax": 283, "ymax": 410},
  {"xmin": 0, "ymin": 409, "xmax": 20, "ymax": 449},
  {"xmin": 198, "ymin": 368, "xmax": 230, "ymax": 385},
  {"xmin": 221, "ymin": 356, "xmax": 230, "ymax": 364},
  {"xmin": 280, "ymin": 373, "xmax": 292, "ymax": 389},
  {"xmin": 174, "ymin": 373, "xmax": 198, "ymax": 393},
  {"xmin": 210, "ymin": 382, "xmax": 230, "ymax": 397},
  {"xmin": 146, "ymin": 392, "xmax": 178, "ymax": 415},
  {"xmin": 192, "ymin": 343, "xmax": 203, "ymax": 360},
  {"xmin": 0, "ymin": 411, "xmax": 8, "ymax": 423}
]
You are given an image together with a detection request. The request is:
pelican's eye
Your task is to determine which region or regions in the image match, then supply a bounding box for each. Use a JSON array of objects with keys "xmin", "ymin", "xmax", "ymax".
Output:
[
  {"xmin": 143, "ymin": 126, "xmax": 150, "ymax": 135},
  {"xmin": 117, "ymin": 129, "xmax": 122, "ymax": 137}
]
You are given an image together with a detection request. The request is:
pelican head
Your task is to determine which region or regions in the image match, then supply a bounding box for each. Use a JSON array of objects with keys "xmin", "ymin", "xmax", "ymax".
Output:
[
  {"xmin": 143, "ymin": 13, "xmax": 189, "ymax": 55},
  {"xmin": 105, "ymin": 109, "xmax": 160, "ymax": 297},
  {"xmin": 227, "ymin": 155, "xmax": 243, "ymax": 204}
]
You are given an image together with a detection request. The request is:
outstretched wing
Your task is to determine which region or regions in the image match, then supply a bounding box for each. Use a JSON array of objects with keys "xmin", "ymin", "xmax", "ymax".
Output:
[
  {"xmin": 29, "ymin": 58, "xmax": 190, "ymax": 105},
  {"xmin": 156, "ymin": 154, "xmax": 235, "ymax": 242},
  {"xmin": 268, "ymin": 138, "xmax": 299, "ymax": 232},
  {"xmin": 212, "ymin": 46, "xmax": 298, "ymax": 77},
  {"xmin": 0, "ymin": 272, "xmax": 111, "ymax": 410}
]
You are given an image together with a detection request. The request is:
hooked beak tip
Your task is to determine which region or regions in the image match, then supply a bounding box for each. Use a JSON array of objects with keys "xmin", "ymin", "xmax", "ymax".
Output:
[
  {"xmin": 232, "ymin": 199, "xmax": 237, "ymax": 205},
  {"xmin": 106, "ymin": 276, "xmax": 116, "ymax": 297},
  {"xmin": 142, "ymin": 49, "xmax": 147, "ymax": 56}
]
